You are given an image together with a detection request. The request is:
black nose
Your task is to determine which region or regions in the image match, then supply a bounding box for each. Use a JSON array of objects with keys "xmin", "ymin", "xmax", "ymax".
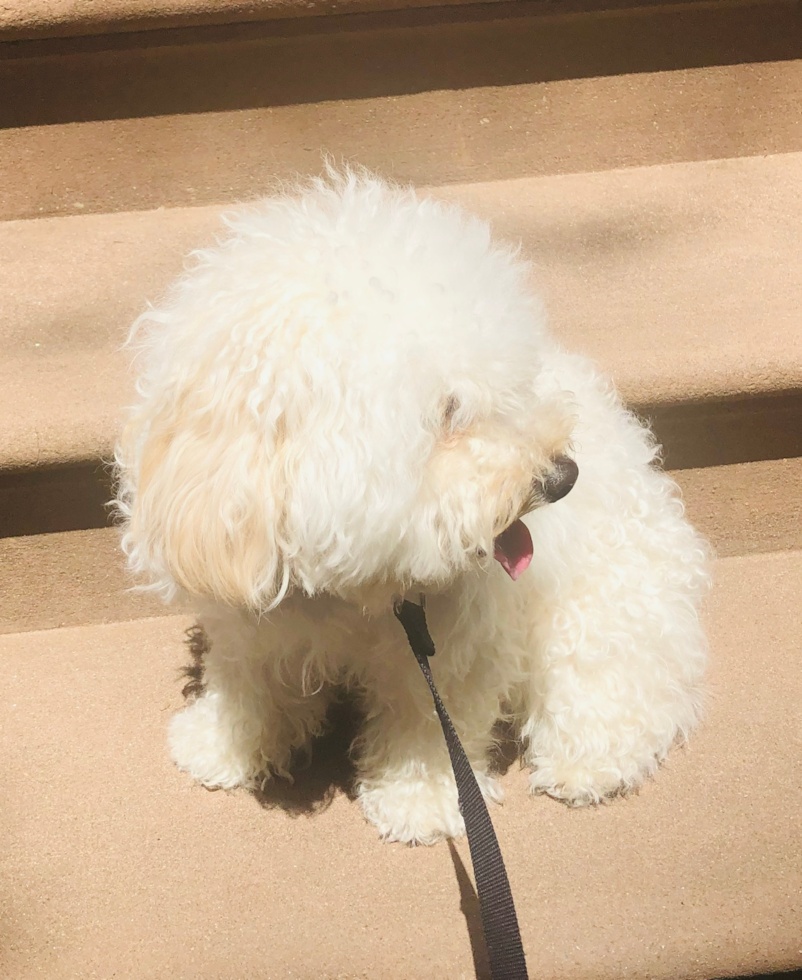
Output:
[{"xmin": 540, "ymin": 455, "xmax": 578, "ymax": 503}]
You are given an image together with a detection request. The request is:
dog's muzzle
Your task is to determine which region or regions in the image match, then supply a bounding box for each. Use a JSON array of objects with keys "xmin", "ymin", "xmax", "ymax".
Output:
[
  {"xmin": 537, "ymin": 454, "xmax": 579, "ymax": 504},
  {"xmin": 494, "ymin": 455, "xmax": 578, "ymax": 581}
]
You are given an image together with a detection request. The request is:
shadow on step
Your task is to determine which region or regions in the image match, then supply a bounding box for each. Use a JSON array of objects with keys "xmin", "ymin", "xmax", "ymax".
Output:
[
  {"xmin": 449, "ymin": 840, "xmax": 493, "ymax": 980},
  {"xmin": 637, "ymin": 390, "xmax": 802, "ymax": 470},
  {"xmin": 2, "ymin": 0, "xmax": 801, "ymax": 128},
  {"xmin": 251, "ymin": 695, "xmax": 363, "ymax": 816},
  {"xmin": 0, "ymin": 461, "xmax": 114, "ymax": 538},
  {"xmin": 179, "ymin": 624, "xmax": 519, "ymax": 822},
  {"xmin": 181, "ymin": 624, "xmax": 360, "ymax": 816},
  {"xmin": 719, "ymin": 973, "xmax": 802, "ymax": 980},
  {"xmin": 179, "ymin": 623, "xmax": 506, "ymax": 980},
  {"xmin": 4, "ymin": 391, "xmax": 801, "ymax": 538}
]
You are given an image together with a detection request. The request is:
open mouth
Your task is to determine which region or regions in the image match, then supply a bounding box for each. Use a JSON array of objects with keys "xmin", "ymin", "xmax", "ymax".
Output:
[
  {"xmin": 493, "ymin": 455, "xmax": 578, "ymax": 581},
  {"xmin": 493, "ymin": 519, "xmax": 534, "ymax": 581}
]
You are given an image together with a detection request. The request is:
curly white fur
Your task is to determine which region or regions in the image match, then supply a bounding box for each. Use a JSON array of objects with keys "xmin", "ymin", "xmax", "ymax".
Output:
[{"xmin": 115, "ymin": 170, "xmax": 710, "ymax": 844}]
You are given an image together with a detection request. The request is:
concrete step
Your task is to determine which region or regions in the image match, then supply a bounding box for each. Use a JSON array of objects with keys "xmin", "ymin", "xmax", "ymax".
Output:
[
  {"xmin": 4, "ymin": 3, "xmax": 798, "ymax": 975},
  {"xmin": 0, "ymin": 0, "xmax": 540, "ymax": 41},
  {"xmin": 0, "ymin": 528, "xmax": 173, "ymax": 635},
  {"xmin": 2, "ymin": 0, "xmax": 801, "ymax": 221},
  {"xmin": 1, "ymin": 550, "xmax": 800, "ymax": 979},
  {"xmin": 2, "ymin": 152, "xmax": 801, "ymax": 534},
  {"xmin": 8, "ymin": 0, "xmax": 764, "ymax": 43},
  {"xmin": 4, "ymin": 456, "xmax": 802, "ymax": 635}
]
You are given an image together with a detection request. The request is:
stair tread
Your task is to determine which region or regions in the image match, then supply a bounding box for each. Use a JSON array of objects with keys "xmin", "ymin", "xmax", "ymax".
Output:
[
  {"xmin": 1, "ymin": 0, "xmax": 716, "ymax": 42},
  {"xmin": 3, "ymin": 151, "xmax": 802, "ymax": 470},
  {"xmin": 1, "ymin": 549, "xmax": 800, "ymax": 978},
  {"xmin": 2, "ymin": 0, "xmax": 598, "ymax": 42},
  {"xmin": 0, "ymin": 0, "xmax": 491, "ymax": 41}
]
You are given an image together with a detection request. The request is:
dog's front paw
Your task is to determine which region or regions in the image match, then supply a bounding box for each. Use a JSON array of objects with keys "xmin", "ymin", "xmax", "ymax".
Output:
[
  {"xmin": 358, "ymin": 775, "xmax": 464, "ymax": 844},
  {"xmin": 527, "ymin": 754, "xmax": 656, "ymax": 806},
  {"xmin": 357, "ymin": 771, "xmax": 502, "ymax": 845},
  {"xmin": 169, "ymin": 693, "xmax": 261, "ymax": 790}
]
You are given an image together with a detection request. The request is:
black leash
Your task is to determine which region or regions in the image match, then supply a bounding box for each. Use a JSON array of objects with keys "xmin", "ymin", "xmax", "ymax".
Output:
[{"xmin": 394, "ymin": 598, "xmax": 529, "ymax": 980}]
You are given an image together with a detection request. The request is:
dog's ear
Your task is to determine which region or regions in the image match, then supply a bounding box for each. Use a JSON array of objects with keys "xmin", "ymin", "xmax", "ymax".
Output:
[{"xmin": 116, "ymin": 377, "xmax": 290, "ymax": 611}]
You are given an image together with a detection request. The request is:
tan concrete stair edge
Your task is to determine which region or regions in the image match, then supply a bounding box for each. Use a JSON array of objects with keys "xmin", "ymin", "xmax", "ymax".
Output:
[
  {"xmin": 0, "ymin": 0, "xmax": 505, "ymax": 40},
  {"xmin": 0, "ymin": 0, "xmax": 717, "ymax": 40},
  {"xmin": 3, "ymin": 152, "xmax": 802, "ymax": 472},
  {"xmin": 1, "ymin": 550, "xmax": 801, "ymax": 978}
]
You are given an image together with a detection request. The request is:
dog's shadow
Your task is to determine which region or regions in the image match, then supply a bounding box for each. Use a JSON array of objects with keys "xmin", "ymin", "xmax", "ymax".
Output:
[
  {"xmin": 182, "ymin": 625, "xmax": 360, "ymax": 815},
  {"xmin": 182, "ymin": 624, "xmax": 520, "ymax": 817},
  {"xmin": 252, "ymin": 692, "xmax": 363, "ymax": 814}
]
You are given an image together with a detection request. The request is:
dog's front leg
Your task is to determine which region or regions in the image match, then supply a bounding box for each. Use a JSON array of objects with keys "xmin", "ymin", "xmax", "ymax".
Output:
[
  {"xmin": 520, "ymin": 541, "xmax": 708, "ymax": 805},
  {"xmin": 169, "ymin": 605, "xmax": 331, "ymax": 789},
  {"xmin": 354, "ymin": 648, "xmax": 502, "ymax": 844}
]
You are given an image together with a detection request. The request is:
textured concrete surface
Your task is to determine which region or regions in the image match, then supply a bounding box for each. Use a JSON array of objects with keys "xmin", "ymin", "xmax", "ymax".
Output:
[
  {"xmin": 675, "ymin": 457, "xmax": 802, "ymax": 560},
  {"xmin": 3, "ymin": 153, "xmax": 801, "ymax": 469},
  {"xmin": 0, "ymin": 551, "xmax": 800, "ymax": 979},
  {"xmin": 0, "ymin": 204, "xmax": 213, "ymax": 469},
  {"xmin": 436, "ymin": 156, "xmax": 802, "ymax": 406},
  {"xmin": 0, "ymin": 0, "xmax": 789, "ymax": 40},
  {"xmin": 3, "ymin": 3, "xmax": 799, "ymax": 975},
  {"xmin": 3, "ymin": 456, "xmax": 801, "ymax": 635},
  {"xmin": 0, "ymin": 528, "xmax": 175, "ymax": 635},
  {"xmin": 0, "ymin": 0, "xmax": 519, "ymax": 39},
  {"xmin": 643, "ymin": 392, "xmax": 802, "ymax": 470}
]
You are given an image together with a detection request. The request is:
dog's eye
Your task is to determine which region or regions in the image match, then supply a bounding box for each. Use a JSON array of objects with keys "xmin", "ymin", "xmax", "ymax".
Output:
[{"xmin": 443, "ymin": 395, "xmax": 460, "ymax": 427}]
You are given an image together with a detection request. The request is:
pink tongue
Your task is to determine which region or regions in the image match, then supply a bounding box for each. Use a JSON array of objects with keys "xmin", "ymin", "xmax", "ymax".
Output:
[{"xmin": 493, "ymin": 519, "xmax": 534, "ymax": 581}]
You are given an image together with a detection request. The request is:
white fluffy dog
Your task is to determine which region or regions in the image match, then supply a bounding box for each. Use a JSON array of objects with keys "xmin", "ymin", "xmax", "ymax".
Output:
[{"xmin": 115, "ymin": 171, "xmax": 709, "ymax": 844}]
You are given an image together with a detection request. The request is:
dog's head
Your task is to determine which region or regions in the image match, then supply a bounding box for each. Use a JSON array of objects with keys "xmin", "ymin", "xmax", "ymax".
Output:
[{"xmin": 116, "ymin": 172, "xmax": 577, "ymax": 611}]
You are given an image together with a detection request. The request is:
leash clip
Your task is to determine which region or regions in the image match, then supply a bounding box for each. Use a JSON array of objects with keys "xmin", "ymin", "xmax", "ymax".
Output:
[{"xmin": 393, "ymin": 594, "xmax": 435, "ymax": 659}]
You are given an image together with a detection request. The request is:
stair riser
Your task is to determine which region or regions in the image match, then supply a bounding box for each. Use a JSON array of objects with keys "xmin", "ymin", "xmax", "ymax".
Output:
[
  {"xmin": 0, "ymin": 463, "xmax": 114, "ymax": 538},
  {"xmin": 5, "ymin": 388, "xmax": 801, "ymax": 536},
  {"xmin": 2, "ymin": 391, "xmax": 801, "ymax": 539},
  {"xmin": 678, "ymin": 457, "xmax": 802, "ymax": 562},
  {"xmin": 3, "ymin": 454, "xmax": 800, "ymax": 635},
  {"xmin": 3, "ymin": 0, "xmax": 801, "ymax": 221},
  {"xmin": 0, "ymin": 527, "xmax": 172, "ymax": 636},
  {"xmin": 643, "ymin": 393, "xmax": 802, "ymax": 471}
]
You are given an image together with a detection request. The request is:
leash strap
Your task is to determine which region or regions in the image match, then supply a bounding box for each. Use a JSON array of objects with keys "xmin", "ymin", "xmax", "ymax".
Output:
[{"xmin": 394, "ymin": 598, "xmax": 529, "ymax": 980}]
